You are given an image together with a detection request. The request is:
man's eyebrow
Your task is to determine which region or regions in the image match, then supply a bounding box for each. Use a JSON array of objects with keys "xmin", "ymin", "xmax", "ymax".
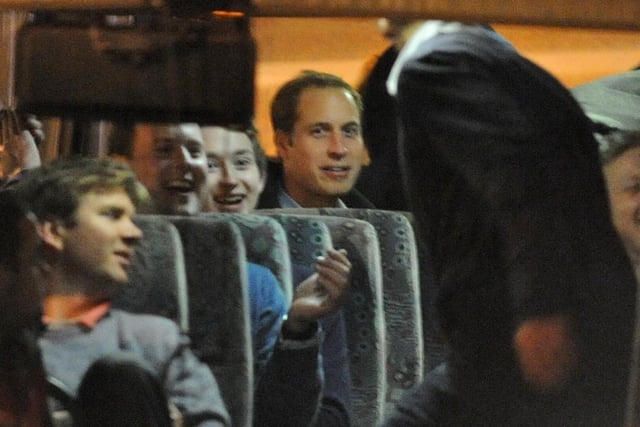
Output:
[
  {"xmin": 308, "ymin": 122, "xmax": 331, "ymax": 129},
  {"xmin": 101, "ymin": 205, "xmax": 124, "ymax": 212}
]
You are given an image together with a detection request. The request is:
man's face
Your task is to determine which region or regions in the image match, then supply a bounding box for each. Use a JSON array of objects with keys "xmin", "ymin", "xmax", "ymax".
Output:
[
  {"xmin": 0, "ymin": 214, "xmax": 44, "ymax": 330},
  {"xmin": 202, "ymin": 126, "xmax": 265, "ymax": 214},
  {"xmin": 603, "ymin": 146, "xmax": 640, "ymax": 265},
  {"xmin": 56, "ymin": 189, "xmax": 142, "ymax": 294},
  {"xmin": 129, "ymin": 123, "xmax": 210, "ymax": 215},
  {"xmin": 277, "ymin": 87, "xmax": 366, "ymax": 207}
]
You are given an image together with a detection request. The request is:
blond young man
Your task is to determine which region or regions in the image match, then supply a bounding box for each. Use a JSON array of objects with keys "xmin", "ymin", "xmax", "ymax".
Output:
[{"xmin": 18, "ymin": 157, "xmax": 230, "ymax": 427}]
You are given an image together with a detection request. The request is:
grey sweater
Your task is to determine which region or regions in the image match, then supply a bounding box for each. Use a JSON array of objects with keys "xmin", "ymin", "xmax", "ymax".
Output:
[{"xmin": 39, "ymin": 308, "xmax": 230, "ymax": 427}]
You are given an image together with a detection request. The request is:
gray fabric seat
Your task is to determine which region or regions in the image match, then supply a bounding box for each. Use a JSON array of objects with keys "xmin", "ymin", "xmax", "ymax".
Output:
[
  {"xmin": 262, "ymin": 208, "xmax": 425, "ymax": 413},
  {"xmin": 256, "ymin": 212, "xmax": 333, "ymax": 272},
  {"xmin": 259, "ymin": 210, "xmax": 387, "ymax": 427},
  {"xmin": 203, "ymin": 212, "xmax": 293, "ymax": 303},
  {"xmin": 113, "ymin": 214, "xmax": 188, "ymax": 331},
  {"xmin": 399, "ymin": 211, "xmax": 448, "ymax": 375},
  {"xmin": 312, "ymin": 215, "xmax": 386, "ymax": 427},
  {"xmin": 318, "ymin": 208, "xmax": 424, "ymax": 411},
  {"xmin": 164, "ymin": 215, "xmax": 253, "ymax": 427}
]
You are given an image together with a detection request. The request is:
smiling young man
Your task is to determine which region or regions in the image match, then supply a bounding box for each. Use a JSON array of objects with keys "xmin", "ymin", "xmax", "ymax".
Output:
[
  {"xmin": 121, "ymin": 122, "xmax": 212, "ymax": 215},
  {"xmin": 257, "ymin": 70, "xmax": 373, "ymax": 209},
  {"xmin": 202, "ymin": 124, "xmax": 266, "ymax": 214},
  {"xmin": 112, "ymin": 122, "xmax": 352, "ymax": 426},
  {"xmin": 17, "ymin": 157, "xmax": 230, "ymax": 427},
  {"xmin": 598, "ymin": 130, "xmax": 640, "ymax": 277},
  {"xmin": 202, "ymin": 123, "xmax": 353, "ymax": 426}
]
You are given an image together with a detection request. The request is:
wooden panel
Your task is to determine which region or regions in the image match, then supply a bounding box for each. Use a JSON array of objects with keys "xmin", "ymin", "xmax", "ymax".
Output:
[
  {"xmin": 250, "ymin": 17, "xmax": 640, "ymax": 156},
  {"xmin": 0, "ymin": 11, "xmax": 25, "ymax": 105},
  {"xmin": 0, "ymin": 0, "xmax": 639, "ymax": 29},
  {"xmin": 0, "ymin": 0, "xmax": 158, "ymax": 9},
  {"xmin": 252, "ymin": 0, "xmax": 640, "ymax": 30}
]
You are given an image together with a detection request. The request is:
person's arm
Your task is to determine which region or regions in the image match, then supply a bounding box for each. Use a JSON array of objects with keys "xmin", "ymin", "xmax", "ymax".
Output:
[
  {"xmin": 0, "ymin": 109, "xmax": 41, "ymax": 184},
  {"xmin": 162, "ymin": 329, "xmax": 231, "ymax": 427},
  {"xmin": 285, "ymin": 249, "xmax": 351, "ymax": 335},
  {"xmin": 291, "ymin": 263, "xmax": 352, "ymax": 427},
  {"xmin": 382, "ymin": 364, "xmax": 467, "ymax": 426},
  {"xmin": 314, "ymin": 311, "xmax": 351, "ymax": 426},
  {"xmin": 249, "ymin": 263, "xmax": 323, "ymax": 427}
]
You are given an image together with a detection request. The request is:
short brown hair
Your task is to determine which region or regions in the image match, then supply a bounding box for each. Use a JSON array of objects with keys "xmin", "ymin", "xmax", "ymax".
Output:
[
  {"xmin": 270, "ymin": 70, "xmax": 363, "ymax": 135},
  {"xmin": 18, "ymin": 157, "xmax": 150, "ymax": 225}
]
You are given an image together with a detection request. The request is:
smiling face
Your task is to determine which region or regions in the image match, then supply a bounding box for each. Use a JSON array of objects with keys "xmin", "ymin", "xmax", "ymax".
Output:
[
  {"xmin": 202, "ymin": 126, "xmax": 265, "ymax": 214},
  {"xmin": 52, "ymin": 189, "xmax": 142, "ymax": 296},
  {"xmin": 130, "ymin": 123, "xmax": 210, "ymax": 215},
  {"xmin": 276, "ymin": 86, "xmax": 366, "ymax": 207},
  {"xmin": 603, "ymin": 146, "xmax": 640, "ymax": 266}
]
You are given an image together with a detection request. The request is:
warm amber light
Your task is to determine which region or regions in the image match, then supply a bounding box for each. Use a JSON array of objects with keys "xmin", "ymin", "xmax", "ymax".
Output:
[{"xmin": 211, "ymin": 10, "xmax": 245, "ymax": 18}]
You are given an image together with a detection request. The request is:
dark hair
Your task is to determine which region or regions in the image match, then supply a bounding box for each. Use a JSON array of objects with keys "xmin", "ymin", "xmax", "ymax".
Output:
[
  {"xmin": 596, "ymin": 130, "xmax": 640, "ymax": 165},
  {"xmin": 270, "ymin": 70, "xmax": 363, "ymax": 135},
  {"xmin": 17, "ymin": 157, "xmax": 150, "ymax": 225},
  {"xmin": 0, "ymin": 189, "xmax": 30, "ymax": 265}
]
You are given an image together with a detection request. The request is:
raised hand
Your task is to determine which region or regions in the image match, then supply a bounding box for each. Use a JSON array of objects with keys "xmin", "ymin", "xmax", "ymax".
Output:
[{"xmin": 284, "ymin": 248, "xmax": 351, "ymax": 334}]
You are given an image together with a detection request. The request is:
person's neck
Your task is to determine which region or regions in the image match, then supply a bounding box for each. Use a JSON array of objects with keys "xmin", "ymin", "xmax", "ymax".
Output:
[
  {"xmin": 44, "ymin": 294, "xmax": 107, "ymax": 321},
  {"xmin": 283, "ymin": 183, "xmax": 339, "ymax": 208},
  {"xmin": 43, "ymin": 269, "xmax": 108, "ymax": 321}
]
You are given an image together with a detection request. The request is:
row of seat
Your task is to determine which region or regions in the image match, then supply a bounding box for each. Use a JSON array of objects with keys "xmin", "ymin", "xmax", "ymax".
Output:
[{"xmin": 112, "ymin": 209, "xmax": 434, "ymax": 427}]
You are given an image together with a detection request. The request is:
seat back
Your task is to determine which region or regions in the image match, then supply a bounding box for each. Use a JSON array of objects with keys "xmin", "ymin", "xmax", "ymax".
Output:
[
  {"xmin": 166, "ymin": 216, "xmax": 253, "ymax": 427},
  {"xmin": 203, "ymin": 212, "xmax": 293, "ymax": 303},
  {"xmin": 261, "ymin": 211, "xmax": 387, "ymax": 426},
  {"xmin": 264, "ymin": 208, "xmax": 425, "ymax": 412},
  {"xmin": 400, "ymin": 211, "xmax": 448, "ymax": 374},
  {"xmin": 256, "ymin": 212, "xmax": 332, "ymax": 272},
  {"xmin": 113, "ymin": 215, "xmax": 188, "ymax": 331},
  {"xmin": 320, "ymin": 208, "xmax": 424, "ymax": 410},
  {"xmin": 318, "ymin": 215, "xmax": 386, "ymax": 426}
]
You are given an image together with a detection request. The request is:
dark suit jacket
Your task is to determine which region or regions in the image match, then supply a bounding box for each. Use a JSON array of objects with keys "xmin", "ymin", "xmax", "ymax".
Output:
[
  {"xmin": 385, "ymin": 24, "xmax": 636, "ymax": 426},
  {"xmin": 356, "ymin": 46, "xmax": 409, "ymax": 211},
  {"xmin": 256, "ymin": 160, "xmax": 375, "ymax": 209}
]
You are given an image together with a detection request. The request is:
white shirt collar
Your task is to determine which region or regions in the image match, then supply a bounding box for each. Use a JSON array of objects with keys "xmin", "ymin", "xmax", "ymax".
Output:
[{"xmin": 277, "ymin": 186, "xmax": 347, "ymax": 208}]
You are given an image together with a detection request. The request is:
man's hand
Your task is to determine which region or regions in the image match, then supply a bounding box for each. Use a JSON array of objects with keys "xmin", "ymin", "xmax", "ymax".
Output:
[
  {"xmin": 284, "ymin": 249, "xmax": 351, "ymax": 335},
  {"xmin": 20, "ymin": 114, "xmax": 45, "ymax": 146},
  {"xmin": 0, "ymin": 111, "xmax": 42, "ymax": 181},
  {"xmin": 513, "ymin": 314, "xmax": 578, "ymax": 392}
]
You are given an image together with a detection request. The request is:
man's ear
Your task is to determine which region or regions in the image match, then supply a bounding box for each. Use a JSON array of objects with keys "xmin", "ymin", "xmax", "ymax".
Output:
[
  {"xmin": 362, "ymin": 146, "xmax": 371, "ymax": 166},
  {"xmin": 274, "ymin": 130, "xmax": 292, "ymax": 160},
  {"xmin": 38, "ymin": 220, "xmax": 66, "ymax": 252},
  {"xmin": 257, "ymin": 172, "xmax": 267, "ymax": 195}
]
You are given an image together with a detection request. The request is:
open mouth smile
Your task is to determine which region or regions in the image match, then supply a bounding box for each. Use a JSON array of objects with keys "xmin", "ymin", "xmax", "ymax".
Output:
[{"xmin": 164, "ymin": 180, "xmax": 195, "ymax": 193}]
